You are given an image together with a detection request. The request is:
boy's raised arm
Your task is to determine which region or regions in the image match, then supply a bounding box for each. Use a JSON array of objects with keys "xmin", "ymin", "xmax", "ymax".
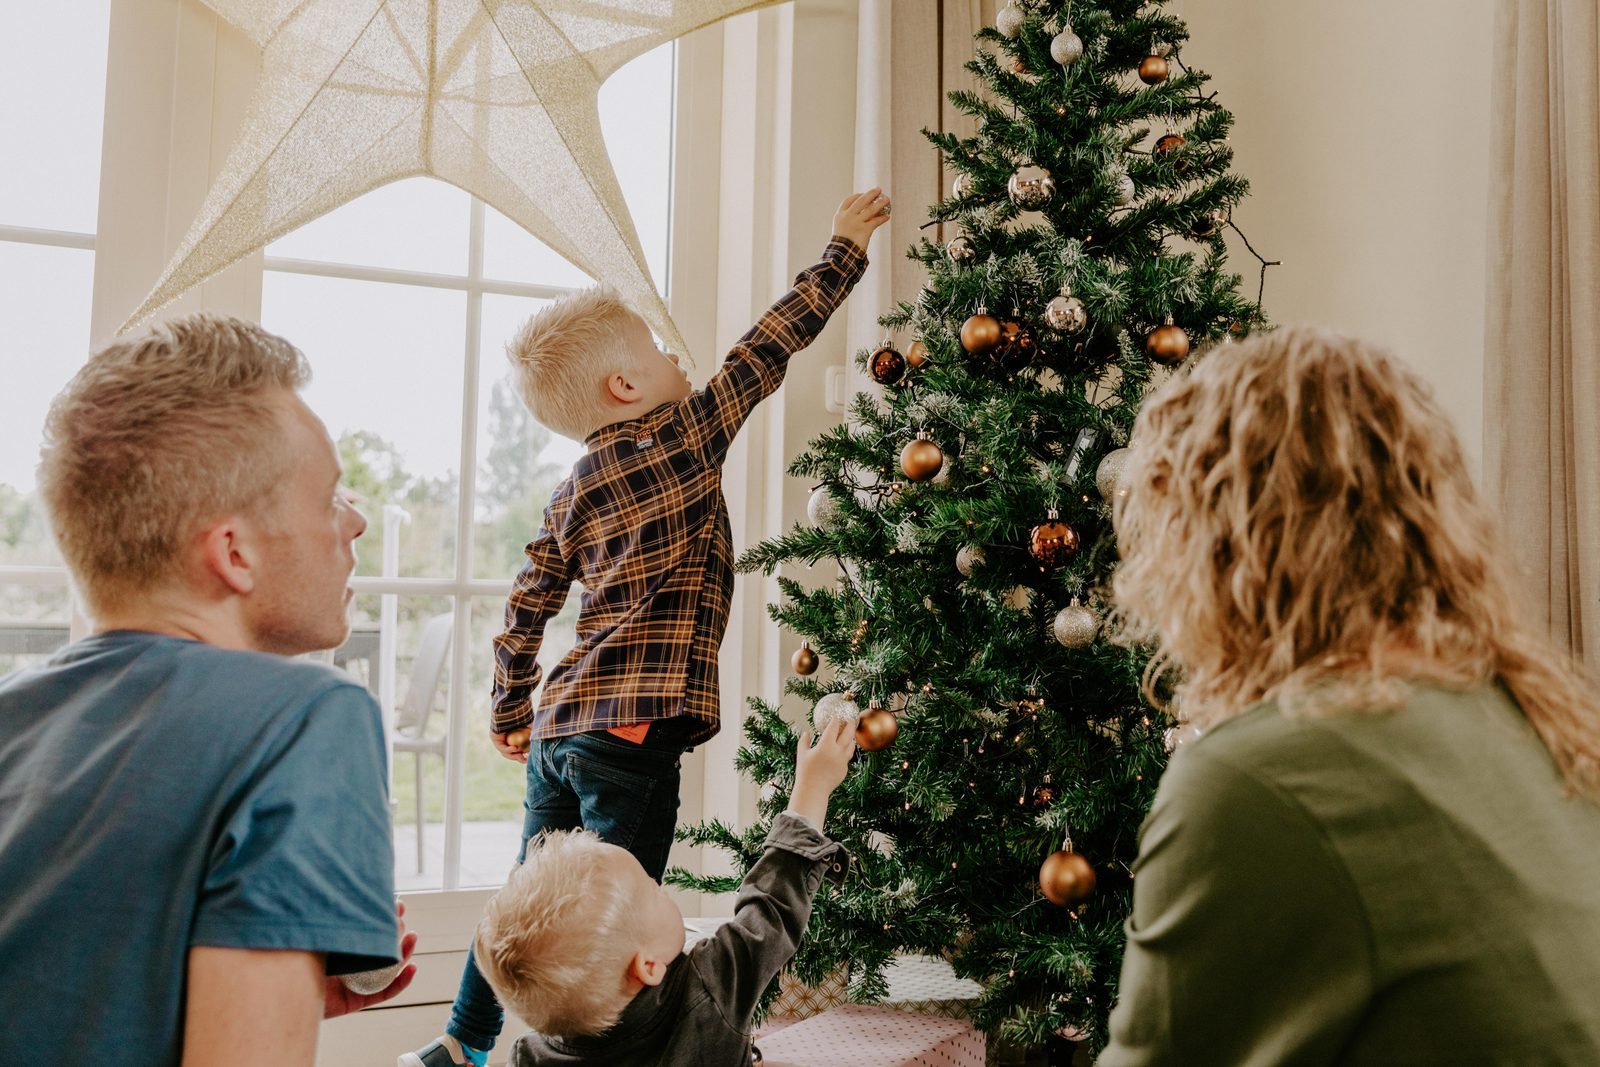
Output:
[
  {"xmin": 676, "ymin": 189, "xmax": 890, "ymax": 468},
  {"xmin": 490, "ymin": 506, "xmax": 575, "ymax": 740}
]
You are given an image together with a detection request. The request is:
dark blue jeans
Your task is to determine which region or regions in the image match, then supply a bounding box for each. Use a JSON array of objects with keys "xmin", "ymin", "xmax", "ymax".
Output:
[{"xmin": 446, "ymin": 730, "xmax": 684, "ymax": 1051}]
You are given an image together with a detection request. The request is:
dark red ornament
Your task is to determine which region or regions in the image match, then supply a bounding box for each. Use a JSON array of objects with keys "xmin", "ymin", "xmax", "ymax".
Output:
[{"xmin": 869, "ymin": 343, "xmax": 906, "ymax": 386}]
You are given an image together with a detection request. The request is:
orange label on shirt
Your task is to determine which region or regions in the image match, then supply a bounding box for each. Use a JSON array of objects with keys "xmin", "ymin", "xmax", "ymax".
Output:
[{"xmin": 607, "ymin": 722, "xmax": 651, "ymax": 744}]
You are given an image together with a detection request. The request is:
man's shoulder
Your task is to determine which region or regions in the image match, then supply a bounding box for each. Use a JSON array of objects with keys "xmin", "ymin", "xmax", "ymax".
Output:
[{"xmin": 2, "ymin": 631, "xmax": 376, "ymax": 739}]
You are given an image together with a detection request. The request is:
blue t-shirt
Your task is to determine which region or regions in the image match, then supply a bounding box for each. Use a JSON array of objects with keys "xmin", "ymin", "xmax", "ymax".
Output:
[{"xmin": 0, "ymin": 631, "xmax": 398, "ymax": 1065}]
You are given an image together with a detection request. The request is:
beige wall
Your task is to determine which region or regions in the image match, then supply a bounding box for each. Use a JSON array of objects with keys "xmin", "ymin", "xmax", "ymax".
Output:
[{"xmin": 1174, "ymin": 0, "xmax": 1495, "ymax": 475}]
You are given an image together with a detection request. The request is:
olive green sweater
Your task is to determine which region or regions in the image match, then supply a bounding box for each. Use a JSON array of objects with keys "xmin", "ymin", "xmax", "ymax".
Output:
[{"xmin": 1101, "ymin": 683, "xmax": 1600, "ymax": 1066}]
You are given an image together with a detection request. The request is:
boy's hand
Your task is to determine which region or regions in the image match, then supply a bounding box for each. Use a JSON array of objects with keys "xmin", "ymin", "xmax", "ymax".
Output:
[
  {"xmin": 789, "ymin": 717, "xmax": 857, "ymax": 828},
  {"xmin": 492, "ymin": 727, "xmax": 532, "ymax": 764},
  {"xmin": 832, "ymin": 187, "xmax": 892, "ymax": 251}
]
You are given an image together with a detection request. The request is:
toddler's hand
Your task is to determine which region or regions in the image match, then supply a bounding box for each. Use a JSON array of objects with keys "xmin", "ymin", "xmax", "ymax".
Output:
[
  {"xmin": 790, "ymin": 717, "xmax": 857, "ymax": 827},
  {"xmin": 492, "ymin": 727, "xmax": 531, "ymax": 764},
  {"xmin": 832, "ymin": 187, "xmax": 892, "ymax": 251}
]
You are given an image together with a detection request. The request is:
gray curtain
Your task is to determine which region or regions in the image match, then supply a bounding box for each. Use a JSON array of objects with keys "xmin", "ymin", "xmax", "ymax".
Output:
[{"xmin": 1484, "ymin": 0, "xmax": 1600, "ymax": 669}]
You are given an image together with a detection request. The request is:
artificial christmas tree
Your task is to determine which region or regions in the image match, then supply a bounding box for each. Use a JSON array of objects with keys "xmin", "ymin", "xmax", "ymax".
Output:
[{"xmin": 669, "ymin": 0, "xmax": 1273, "ymax": 1056}]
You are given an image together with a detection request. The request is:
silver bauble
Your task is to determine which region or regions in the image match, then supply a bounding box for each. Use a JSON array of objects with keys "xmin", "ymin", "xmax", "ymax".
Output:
[
  {"xmin": 341, "ymin": 961, "xmax": 408, "ymax": 996},
  {"xmin": 1052, "ymin": 600, "xmax": 1099, "ymax": 648},
  {"xmin": 807, "ymin": 486, "xmax": 843, "ymax": 528},
  {"xmin": 1113, "ymin": 168, "xmax": 1137, "ymax": 205},
  {"xmin": 1007, "ymin": 164, "xmax": 1056, "ymax": 210},
  {"xmin": 812, "ymin": 692, "xmax": 861, "ymax": 732},
  {"xmin": 1095, "ymin": 448, "xmax": 1132, "ymax": 501},
  {"xmin": 996, "ymin": 2, "xmax": 1026, "ymax": 38},
  {"xmin": 956, "ymin": 544, "xmax": 987, "ymax": 577},
  {"xmin": 952, "ymin": 172, "xmax": 977, "ymax": 199},
  {"xmin": 947, "ymin": 235, "xmax": 977, "ymax": 263},
  {"xmin": 1050, "ymin": 29, "xmax": 1084, "ymax": 66},
  {"xmin": 1044, "ymin": 291, "xmax": 1088, "ymax": 334}
]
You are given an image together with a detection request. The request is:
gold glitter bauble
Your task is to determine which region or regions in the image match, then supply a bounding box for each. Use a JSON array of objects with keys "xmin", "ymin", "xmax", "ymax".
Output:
[{"xmin": 1052, "ymin": 600, "xmax": 1099, "ymax": 648}]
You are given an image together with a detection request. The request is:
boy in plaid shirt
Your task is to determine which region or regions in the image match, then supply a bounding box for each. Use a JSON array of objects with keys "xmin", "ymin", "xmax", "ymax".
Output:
[{"xmin": 403, "ymin": 188, "xmax": 889, "ymax": 1067}]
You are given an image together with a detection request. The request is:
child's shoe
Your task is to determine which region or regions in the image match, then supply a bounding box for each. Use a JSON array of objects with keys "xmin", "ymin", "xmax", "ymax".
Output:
[{"xmin": 398, "ymin": 1034, "xmax": 487, "ymax": 1067}]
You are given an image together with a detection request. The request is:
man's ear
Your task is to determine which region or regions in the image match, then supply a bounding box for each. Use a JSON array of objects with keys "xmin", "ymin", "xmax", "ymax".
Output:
[
  {"xmin": 626, "ymin": 951, "xmax": 670, "ymax": 988},
  {"xmin": 604, "ymin": 371, "xmax": 639, "ymax": 405},
  {"xmin": 197, "ymin": 519, "xmax": 257, "ymax": 596}
]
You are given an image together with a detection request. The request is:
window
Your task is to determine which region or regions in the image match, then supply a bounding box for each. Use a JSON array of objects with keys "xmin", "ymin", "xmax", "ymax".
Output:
[
  {"xmin": 258, "ymin": 44, "xmax": 676, "ymax": 891},
  {"xmin": 0, "ymin": 1, "xmax": 111, "ymax": 675}
]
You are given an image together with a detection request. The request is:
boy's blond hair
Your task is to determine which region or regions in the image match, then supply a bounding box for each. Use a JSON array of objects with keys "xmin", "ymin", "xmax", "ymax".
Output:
[
  {"xmin": 474, "ymin": 830, "xmax": 645, "ymax": 1036},
  {"xmin": 507, "ymin": 285, "xmax": 641, "ymax": 441},
  {"xmin": 37, "ymin": 313, "xmax": 309, "ymax": 618}
]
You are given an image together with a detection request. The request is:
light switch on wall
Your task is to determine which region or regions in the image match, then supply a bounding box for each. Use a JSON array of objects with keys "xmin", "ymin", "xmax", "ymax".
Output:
[{"xmin": 824, "ymin": 365, "xmax": 847, "ymax": 414}]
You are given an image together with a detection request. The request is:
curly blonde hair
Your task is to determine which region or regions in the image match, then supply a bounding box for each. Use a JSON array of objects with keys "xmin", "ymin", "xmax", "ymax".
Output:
[{"xmin": 1111, "ymin": 325, "xmax": 1600, "ymax": 798}]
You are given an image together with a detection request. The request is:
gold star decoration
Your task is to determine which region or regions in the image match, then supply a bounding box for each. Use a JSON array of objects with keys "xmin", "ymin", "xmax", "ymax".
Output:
[{"xmin": 123, "ymin": 0, "xmax": 789, "ymax": 359}]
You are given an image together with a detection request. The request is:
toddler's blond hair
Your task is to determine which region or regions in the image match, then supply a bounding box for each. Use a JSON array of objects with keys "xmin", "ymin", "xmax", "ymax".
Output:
[
  {"xmin": 507, "ymin": 285, "xmax": 642, "ymax": 441},
  {"xmin": 474, "ymin": 830, "xmax": 646, "ymax": 1036}
]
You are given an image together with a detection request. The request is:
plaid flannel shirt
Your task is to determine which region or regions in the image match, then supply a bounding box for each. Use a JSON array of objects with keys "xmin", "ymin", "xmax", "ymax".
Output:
[{"xmin": 491, "ymin": 238, "xmax": 868, "ymax": 744}]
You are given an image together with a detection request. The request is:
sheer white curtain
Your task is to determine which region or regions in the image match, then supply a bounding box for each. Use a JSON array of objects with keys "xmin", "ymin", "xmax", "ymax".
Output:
[
  {"xmin": 1484, "ymin": 0, "xmax": 1600, "ymax": 669},
  {"xmin": 845, "ymin": 0, "xmax": 1001, "ymax": 388}
]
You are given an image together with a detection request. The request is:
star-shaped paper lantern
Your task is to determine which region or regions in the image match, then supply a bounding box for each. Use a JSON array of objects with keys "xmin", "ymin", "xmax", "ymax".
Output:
[{"xmin": 124, "ymin": 0, "xmax": 789, "ymax": 360}]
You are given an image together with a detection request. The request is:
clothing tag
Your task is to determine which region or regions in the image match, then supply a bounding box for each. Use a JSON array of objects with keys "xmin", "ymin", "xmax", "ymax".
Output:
[
  {"xmin": 607, "ymin": 722, "xmax": 652, "ymax": 744},
  {"xmin": 634, "ymin": 429, "xmax": 656, "ymax": 449}
]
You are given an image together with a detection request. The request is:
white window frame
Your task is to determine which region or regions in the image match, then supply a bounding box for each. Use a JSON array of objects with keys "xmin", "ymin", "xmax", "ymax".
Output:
[{"xmin": 7, "ymin": 1, "xmax": 869, "ymax": 1057}]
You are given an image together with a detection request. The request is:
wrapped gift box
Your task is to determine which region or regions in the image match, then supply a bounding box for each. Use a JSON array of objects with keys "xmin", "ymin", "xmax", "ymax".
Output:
[
  {"xmin": 882, "ymin": 953, "xmax": 983, "ymax": 1020},
  {"xmin": 755, "ymin": 1004, "xmax": 985, "ymax": 1067}
]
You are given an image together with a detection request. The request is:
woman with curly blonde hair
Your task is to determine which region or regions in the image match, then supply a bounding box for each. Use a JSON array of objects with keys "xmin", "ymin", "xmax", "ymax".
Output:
[{"xmin": 1098, "ymin": 326, "xmax": 1600, "ymax": 1065}]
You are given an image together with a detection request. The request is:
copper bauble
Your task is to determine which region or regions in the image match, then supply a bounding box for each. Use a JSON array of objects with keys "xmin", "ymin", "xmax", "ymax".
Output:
[
  {"xmin": 1146, "ymin": 320, "xmax": 1191, "ymax": 363},
  {"xmin": 961, "ymin": 311, "xmax": 1003, "ymax": 355},
  {"xmin": 505, "ymin": 727, "xmax": 532, "ymax": 752},
  {"xmin": 906, "ymin": 340, "xmax": 930, "ymax": 369},
  {"xmin": 992, "ymin": 320, "xmax": 1037, "ymax": 374},
  {"xmin": 1154, "ymin": 133, "xmax": 1185, "ymax": 157},
  {"xmin": 1039, "ymin": 850, "xmax": 1096, "ymax": 906},
  {"xmin": 1138, "ymin": 54, "xmax": 1170, "ymax": 85},
  {"xmin": 855, "ymin": 707, "xmax": 900, "ymax": 751},
  {"xmin": 1029, "ymin": 516, "xmax": 1081, "ymax": 568},
  {"xmin": 792, "ymin": 642, "xmax": 819, "ymax": 676},
  {"xmin": 1192, "ymin": 207, "xmax": 1228, "ymax": 238},
  {"xmin": 869, "ymin": 342, "xmax": 906, "ymax": 386},
  {"xmin": 900, "ymin": 437, "xmax": 945, "ymax": 482}
]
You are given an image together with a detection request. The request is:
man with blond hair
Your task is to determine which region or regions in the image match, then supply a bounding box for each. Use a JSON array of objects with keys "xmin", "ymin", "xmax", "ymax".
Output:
[{"xmin": 0, "ymin": 314, "xmax": 414, "ymax": 1067}]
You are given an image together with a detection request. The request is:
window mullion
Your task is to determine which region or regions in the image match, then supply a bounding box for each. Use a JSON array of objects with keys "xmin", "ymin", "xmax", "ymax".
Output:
[{"xmin": 440, "ymin": 197, "xmax": 488, "ymax": 891}]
